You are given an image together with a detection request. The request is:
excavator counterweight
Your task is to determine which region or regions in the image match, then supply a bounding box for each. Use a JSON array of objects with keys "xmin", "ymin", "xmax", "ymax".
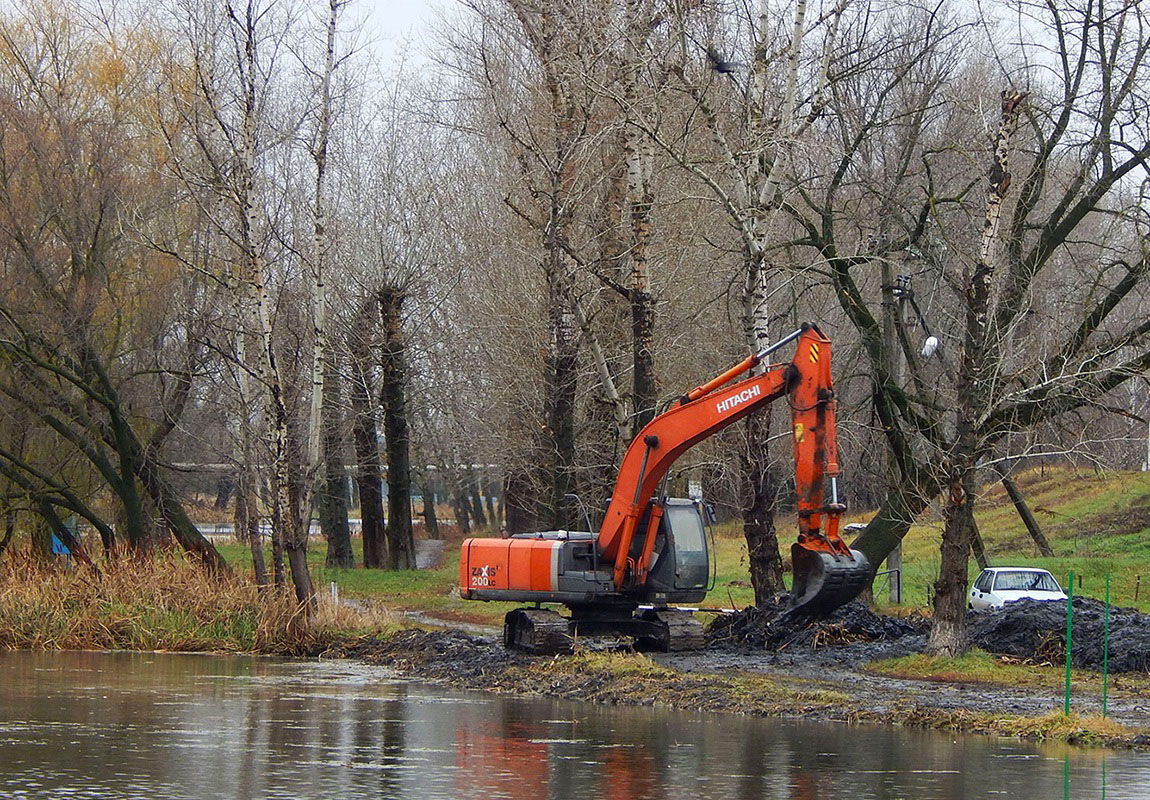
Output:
[{"xmin": 460, "ymin": 323, "xmax": 870, "ymax": 652}]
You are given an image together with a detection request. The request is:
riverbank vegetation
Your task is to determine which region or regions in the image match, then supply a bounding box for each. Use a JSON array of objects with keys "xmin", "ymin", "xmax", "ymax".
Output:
[
  {"xmin": 5, "ymin": 534, "xmax": 1149, "ymax": 749},
  {"xmin": 0, "ymin": 554, "xmax": 396, "ymax": 654},
  {"xmin": 866, "ymin": 650, "xmax": 1150, "ymax": 696}
]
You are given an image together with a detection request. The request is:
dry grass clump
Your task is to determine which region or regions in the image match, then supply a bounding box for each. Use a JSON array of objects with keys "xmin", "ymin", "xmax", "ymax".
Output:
[
  {"xmin": 993, "ymin": 710, "xmax": 1133, "ymax": 742},
  {"xmin": 884, "ymin": 706, "xmax": 1140, "ymax": 745},
  {"xmin": 0, "ymin": 552, "xmax": 395, "ymax": 654}
]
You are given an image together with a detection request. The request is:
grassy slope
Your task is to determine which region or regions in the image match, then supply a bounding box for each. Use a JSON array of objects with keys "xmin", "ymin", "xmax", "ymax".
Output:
[
  {"xmin": 217, "ymin": 466, "xmax": 1150, "ymax": 624},
  {"xmin": 887, "ymin": 466, "xmax": 1150, "ymax": 613}
]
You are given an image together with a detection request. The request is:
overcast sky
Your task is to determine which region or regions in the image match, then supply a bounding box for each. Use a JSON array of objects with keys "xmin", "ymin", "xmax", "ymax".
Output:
[{"xmin": 360, "ymin": 0, "xmax": 448, "ymax": 68}]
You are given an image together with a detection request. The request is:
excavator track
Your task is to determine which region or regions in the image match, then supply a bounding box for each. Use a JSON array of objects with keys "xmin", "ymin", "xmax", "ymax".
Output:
[
  {"xmin": 504, "ymin": 608, "xmax": 572, "ymax": 655},
  {"xmin": 636, "ymin": 609, "xmax": 705, "ymax": 652}
]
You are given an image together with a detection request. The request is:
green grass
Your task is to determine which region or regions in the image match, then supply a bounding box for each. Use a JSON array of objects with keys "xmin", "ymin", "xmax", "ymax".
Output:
[
  {"xmin": 531, "ymin": 650, "xmax": 851, "ymax": 709},
  {"xmin": 880, "ymin": 467, "xmax": 1150, "ymax": 613},
  {"xmin": 703, "ymin": 468, "xmax": 1150, "ymax": 613},
  {"xmin": 213, "ymin": 466, "xmax": 1150, "ymax": 623}
]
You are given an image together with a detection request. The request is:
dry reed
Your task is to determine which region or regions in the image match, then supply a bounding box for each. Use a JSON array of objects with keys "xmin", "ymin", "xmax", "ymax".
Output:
[{"xmin": 0, "ymin": 551, "xmax": 396, "ymax": 654}]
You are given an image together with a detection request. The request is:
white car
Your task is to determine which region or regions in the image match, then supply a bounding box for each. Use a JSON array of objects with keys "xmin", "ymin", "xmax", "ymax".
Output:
[{"xmin": 968, "ymin": 567, "xmax": 1067, "ymax": 610}]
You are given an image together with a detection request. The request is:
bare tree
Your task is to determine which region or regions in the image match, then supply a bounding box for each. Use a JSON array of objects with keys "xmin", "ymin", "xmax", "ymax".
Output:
[
  {"xmin": 766, "ymin": 0, "xmax": 1150, "ymax": 648},
  {"xmin": 160, "ymin": 0, "xmax": 314, "ymax": 600},
  {"xmin": 928, "ymin": 90, "xmax": 1026, "ymax": 656},
  {"xmin": 638, "ymin": 0, "xmax": 846, "ymax": 601}
]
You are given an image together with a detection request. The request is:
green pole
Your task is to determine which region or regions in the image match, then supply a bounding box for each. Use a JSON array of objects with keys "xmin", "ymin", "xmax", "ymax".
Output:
[
  {"xmin": 1064, "ymin": 571, "xmax": 1073, "ymax": 716},
  {"xmin": 1103, "ymin": 573, "xmax": 1110, "ymax": 718}
]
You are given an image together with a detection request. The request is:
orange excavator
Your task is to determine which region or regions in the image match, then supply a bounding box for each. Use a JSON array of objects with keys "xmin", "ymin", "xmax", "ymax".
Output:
[{"xmin": 459, "ymin": 324, "xmax": 870, "ymax": 653}]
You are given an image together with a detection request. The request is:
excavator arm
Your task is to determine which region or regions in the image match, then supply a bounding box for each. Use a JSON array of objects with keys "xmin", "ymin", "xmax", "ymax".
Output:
[{"xmin": 597, "ymin": 323, "xmax": 869, "ymax": 613}]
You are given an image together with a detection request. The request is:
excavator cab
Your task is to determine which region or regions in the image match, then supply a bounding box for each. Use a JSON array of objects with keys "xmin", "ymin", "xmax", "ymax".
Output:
[{"xmin": 639, "ymin": 498, "xmax": 713, "ymax": 599}]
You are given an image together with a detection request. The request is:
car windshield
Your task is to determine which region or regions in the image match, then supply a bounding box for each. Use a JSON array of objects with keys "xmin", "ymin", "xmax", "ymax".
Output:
[{"xmin": 993, "ymin": 571, "xmax": 1060, "ymax": 592}]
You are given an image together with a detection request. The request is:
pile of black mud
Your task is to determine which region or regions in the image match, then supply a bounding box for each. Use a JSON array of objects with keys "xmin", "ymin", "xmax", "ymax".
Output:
[
  {"xmin": 706, "ymin": 596, "xmax": 1150, "ymax": 673},
  {"xmin": 706, "ymin": 598, "xmax": 927, "ymax": 652},
  {"xmin": 967, "ymin": 597, "xmax": 1150, "ymax": 673}
]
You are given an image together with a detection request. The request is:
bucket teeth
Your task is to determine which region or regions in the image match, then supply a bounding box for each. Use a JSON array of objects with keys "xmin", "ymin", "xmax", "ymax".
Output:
[{"xmin": 789, "ymin": 545, "xmax": 871, "ymax": 617}]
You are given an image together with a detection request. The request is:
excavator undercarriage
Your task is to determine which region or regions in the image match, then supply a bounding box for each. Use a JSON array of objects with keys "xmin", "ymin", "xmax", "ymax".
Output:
[{"xmin": 502, "ymin": 606, "xmax": 705, "ymax": 655}]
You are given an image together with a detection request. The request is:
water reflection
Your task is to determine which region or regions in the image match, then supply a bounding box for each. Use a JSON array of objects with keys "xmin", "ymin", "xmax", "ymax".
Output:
[{"xmin": 0, "ymin": 651, "xmax": 1142, "ymax": 799}]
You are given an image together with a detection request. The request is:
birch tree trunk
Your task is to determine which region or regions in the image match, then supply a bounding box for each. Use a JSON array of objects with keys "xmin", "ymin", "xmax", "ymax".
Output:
[
  {"xmin": 305, "ymin": 0, "xmax": 353, "ymax": 570},
  {"xmin": 231, "ymin": 0, "xmax": 312, "ymax": 607},
  {"xmin": 736, "ymin": 0, "xmax": 811, "ymax": 602},
  {"xmin": 623, "ymin": 0, "xmax": 657, "ymax": 437},
  {"xmin": 297, "ymin": 0, "xmax": 343, "ymax": 562},
  {"xmin": 234, "ymin": 326, "xmax": 268, "ymax": 584}
]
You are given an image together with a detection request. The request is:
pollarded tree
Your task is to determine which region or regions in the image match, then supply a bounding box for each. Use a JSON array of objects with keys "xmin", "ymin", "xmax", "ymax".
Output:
[{"xmin": 331, "ymin": 68, "xmax": 466, "ymax": 569}]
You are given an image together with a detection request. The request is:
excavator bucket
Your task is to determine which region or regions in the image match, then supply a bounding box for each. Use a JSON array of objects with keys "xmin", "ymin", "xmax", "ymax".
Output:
[{"xmin": 789, "ymin": 543, "xmax": 871, "ymax": 617}]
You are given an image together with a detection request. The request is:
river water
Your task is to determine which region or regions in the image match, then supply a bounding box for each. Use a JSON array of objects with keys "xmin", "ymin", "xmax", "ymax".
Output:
[{"xmin": 0, "ymin": 651, "xmax": 1144, "ymax": 799}]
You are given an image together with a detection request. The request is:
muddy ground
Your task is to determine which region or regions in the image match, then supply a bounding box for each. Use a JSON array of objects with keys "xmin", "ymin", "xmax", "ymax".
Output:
[
  {"xmin": 681, "ymin": 598, "xmax": 1150, "ymax": 732},
  {"xmin": 708, "ymin": 595, "xmax": 1150, "ymax": 672},
  {"xmin": 326, "ymin": 598, "xmax": 1150, "ymax": 746}
]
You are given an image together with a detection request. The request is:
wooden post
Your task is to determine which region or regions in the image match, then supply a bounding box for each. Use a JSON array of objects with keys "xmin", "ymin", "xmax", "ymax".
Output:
[
  {"xmin": 968, "ymin": 517, "xmax": 990, "ymax": 570},
  {"xmin": 888, "ymin": 543, "xmax": 902, "ymax": 604}
]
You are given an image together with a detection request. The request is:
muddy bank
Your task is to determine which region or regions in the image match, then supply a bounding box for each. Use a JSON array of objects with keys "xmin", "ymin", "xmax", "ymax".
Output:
[
  {"xmin": 325, "ymin": 619, "xmax": 1150, "ymax": 749},
  {"xmin": 705, "ymin": 598, "xmax": 929, "ymax": 666},
  {"xmin": 323, "ymin": 593, "xmax": 1150, "ymax": 747}
]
